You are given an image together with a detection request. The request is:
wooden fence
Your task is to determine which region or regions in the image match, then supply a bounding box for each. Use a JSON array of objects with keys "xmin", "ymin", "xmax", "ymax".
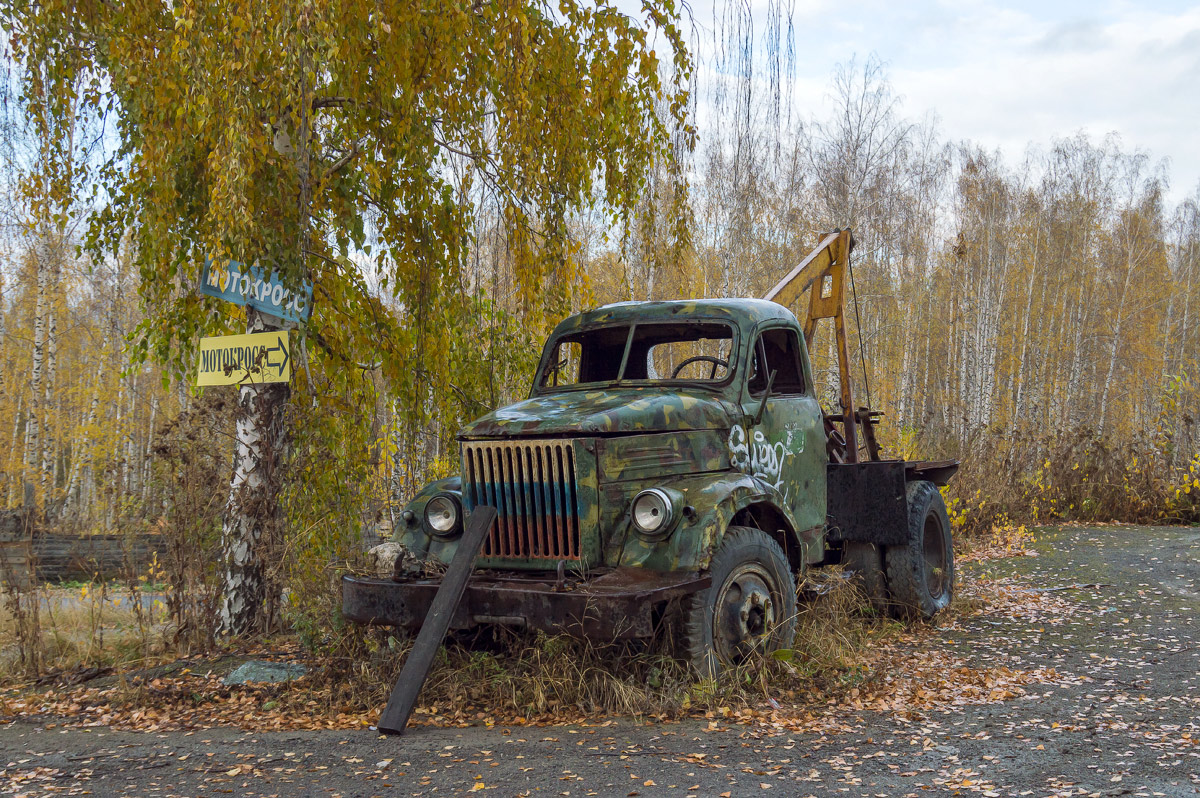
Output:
[{"xmin": 0, "ymin": 511, "xmax": 163, "ymax": 587}]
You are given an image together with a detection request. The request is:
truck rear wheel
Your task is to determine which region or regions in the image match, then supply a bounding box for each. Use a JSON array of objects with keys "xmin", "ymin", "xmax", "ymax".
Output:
[
  {"xmin": 886, "ymin": 480, "xmax": 954, "ymax": 619},
  {"xmin": 681, "ymin": 526, "xmax": 797, "ymax": 679}
]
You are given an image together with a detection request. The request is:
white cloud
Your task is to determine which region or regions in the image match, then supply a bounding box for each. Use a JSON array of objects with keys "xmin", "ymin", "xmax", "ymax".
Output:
[
  {"xmin": 786, "ymin": 1, "xmax": 1200, "ymax": 202},
  {"xmin": 625, "ymin": 0, "xmax": 1200, "ymax": 203}
]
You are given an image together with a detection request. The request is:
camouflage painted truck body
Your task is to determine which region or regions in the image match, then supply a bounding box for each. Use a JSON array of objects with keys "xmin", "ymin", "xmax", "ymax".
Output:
[{"xmin": 342, "ymin": 298, "xmax": 957, "ymax": 642}]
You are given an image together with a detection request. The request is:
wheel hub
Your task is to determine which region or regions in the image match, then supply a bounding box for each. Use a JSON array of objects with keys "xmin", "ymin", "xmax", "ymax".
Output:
[{"xmin": 714, "ymin": 564, "xmax": 778, "ymax": 662}]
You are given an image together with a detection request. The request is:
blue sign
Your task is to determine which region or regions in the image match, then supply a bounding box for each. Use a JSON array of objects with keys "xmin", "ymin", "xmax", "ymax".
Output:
[{"xmin": 200, "ymin": 259, "xmax": 313, "ymax": 323}]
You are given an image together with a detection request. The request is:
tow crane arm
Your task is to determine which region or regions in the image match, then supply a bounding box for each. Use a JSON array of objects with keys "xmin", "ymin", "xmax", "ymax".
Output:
[{"xmin": 763, "ymin": 228, "xmax": 876, "ymax": 464}]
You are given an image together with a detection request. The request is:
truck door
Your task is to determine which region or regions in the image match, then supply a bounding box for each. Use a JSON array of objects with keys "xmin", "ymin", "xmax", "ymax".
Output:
[{"xmin": 735, "ymin": 325, "xmax": 827, "ymax": 534}]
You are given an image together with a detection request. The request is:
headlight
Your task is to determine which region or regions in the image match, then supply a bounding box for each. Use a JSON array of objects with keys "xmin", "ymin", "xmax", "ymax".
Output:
[
  {"xmin": 631, "ymin": 488, "xmax": 676, "ymax": 537},
  {"xmin": 424, "ymin": 494, "xmax": 462, "ymax": 537}
]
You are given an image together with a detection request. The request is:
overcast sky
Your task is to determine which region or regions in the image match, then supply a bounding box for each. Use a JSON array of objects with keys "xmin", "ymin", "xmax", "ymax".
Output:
[{"xmin": 672, "ymin": 0, "xmax": 1200, "ymax": 205}]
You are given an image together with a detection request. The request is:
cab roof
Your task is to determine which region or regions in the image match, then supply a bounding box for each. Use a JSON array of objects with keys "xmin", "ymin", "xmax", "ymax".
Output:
[{"xmin": 552, "ymin": 298, "xmax": 798, "ymax": 337}]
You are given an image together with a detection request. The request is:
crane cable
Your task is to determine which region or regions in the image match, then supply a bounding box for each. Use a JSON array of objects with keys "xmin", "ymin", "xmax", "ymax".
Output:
[{"xmin": 847, "ymin": 248, "xmax": 872, "ymax": 411}]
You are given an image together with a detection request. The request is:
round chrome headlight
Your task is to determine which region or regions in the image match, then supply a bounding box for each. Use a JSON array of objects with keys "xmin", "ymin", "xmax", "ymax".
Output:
[
  {"xmin": 424, "ymin": 494, "xmax": 461, "ymax": 537},
  {"xmin": 631, "ymin": 488, "xmax": 674, "ymax": 537}
]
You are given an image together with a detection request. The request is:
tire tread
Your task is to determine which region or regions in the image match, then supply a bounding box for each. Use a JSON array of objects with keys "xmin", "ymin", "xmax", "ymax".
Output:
[
  {"xmin": 680, "ymin": 526, "xmax": 797, "ymax": 678},
  {"xmin": 885, "ymin": 480, "xmax": 954, "ymax": 620}
]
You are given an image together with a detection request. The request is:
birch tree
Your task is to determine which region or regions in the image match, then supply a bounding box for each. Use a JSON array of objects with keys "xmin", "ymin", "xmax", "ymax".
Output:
[{"xmin": 5, "ymin": 0, "xmax": 691, "ymax": 634}]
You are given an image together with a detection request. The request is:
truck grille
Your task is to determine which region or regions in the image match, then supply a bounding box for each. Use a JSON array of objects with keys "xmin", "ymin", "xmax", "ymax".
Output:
[{"xmin": 462, "ymin": 440, "xmax": 581, "ymax": 561}]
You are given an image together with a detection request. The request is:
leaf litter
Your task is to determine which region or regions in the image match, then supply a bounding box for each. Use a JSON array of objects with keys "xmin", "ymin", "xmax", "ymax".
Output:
[
  {"xmin": 5, "ymin": 523, "xmax": 1197, "ymax": 798},
  {"xmin": 3, "ymin": 559, "xmax": 1067, "ymax": 736}
]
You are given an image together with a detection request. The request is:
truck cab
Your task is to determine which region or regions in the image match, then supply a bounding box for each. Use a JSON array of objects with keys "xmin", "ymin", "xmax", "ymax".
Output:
[{"xmin": 344, "ymin": 296, "xmax": 957, "ymax": 675}]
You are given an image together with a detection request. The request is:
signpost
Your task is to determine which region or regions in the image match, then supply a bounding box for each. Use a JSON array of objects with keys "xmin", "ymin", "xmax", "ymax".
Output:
[
  {"xmin": 196, "ymin": 331, "xmax": 291, "ymax": 386},
  {"xmin": 201, "ymin": 259, "xmax": 313, "ymax": 323}
]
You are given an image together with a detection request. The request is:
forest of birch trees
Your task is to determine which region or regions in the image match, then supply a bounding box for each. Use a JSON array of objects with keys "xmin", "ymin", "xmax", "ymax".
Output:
[{"xmin": 1, "ymin": 56, "xmax": 1198, "ymax": 537}]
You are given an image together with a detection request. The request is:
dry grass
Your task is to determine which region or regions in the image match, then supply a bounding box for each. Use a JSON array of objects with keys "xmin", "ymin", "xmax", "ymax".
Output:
[
  {"xmin": 940, "ymin": 426, "xmax": 1200, "ymax": 537},
  {"xmin": 321, "ymin": 626, "xmax": 694, "ymax": 724},
  {"xmin": 305, "ymin": 570, "xmax": 899, "ymax": 727},
  {"xmin": 3, "ymin": 579, "xmax": 895, "ymax": 728},
  {"xmin": 3, "ymin": 536, "xmax": 992, "ymax": 729},
  {"xmin": 2, "ymin": 559, "xmax": 1026, "ymax": 732},
  {"xmin": 0, "ymin": 583, "xmax": 170, "ymax": 681}
]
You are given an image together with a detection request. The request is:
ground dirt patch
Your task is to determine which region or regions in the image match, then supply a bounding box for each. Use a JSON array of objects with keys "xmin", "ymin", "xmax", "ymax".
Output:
[{"xmin": 3, "ymin": 524, "xmax": 1198, "ymax": 797}]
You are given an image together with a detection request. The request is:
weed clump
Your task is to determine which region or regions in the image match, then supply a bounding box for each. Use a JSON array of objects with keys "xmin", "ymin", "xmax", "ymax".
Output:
[
  {"xmin": 927, "ymin": 426, "xmax": 1200, "ymax": 537},
  {"xmin": 312, "ymin": 573, "xmax": 896, "ymax": 726}
]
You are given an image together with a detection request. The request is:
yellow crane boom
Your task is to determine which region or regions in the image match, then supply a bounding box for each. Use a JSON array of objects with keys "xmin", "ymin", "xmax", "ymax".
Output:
[{"xmin": 763, "ymin": 228, "xmax": 869, "ymax": 463}]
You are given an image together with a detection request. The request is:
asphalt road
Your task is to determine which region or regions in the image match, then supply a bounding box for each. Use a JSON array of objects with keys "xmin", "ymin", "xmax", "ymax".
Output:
[{"xmin": 3, "ymin": 524, "xmax": 1198, "ymax": 797}]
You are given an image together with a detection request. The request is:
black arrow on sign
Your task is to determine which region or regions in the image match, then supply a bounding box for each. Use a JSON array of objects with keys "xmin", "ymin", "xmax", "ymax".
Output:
[{"xmin": 264, "ymin": 334, "xmax": 289, "ymax": 373}]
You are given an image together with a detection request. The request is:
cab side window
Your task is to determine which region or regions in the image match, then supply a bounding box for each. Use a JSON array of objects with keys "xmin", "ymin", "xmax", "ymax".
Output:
[{"xmin": 747, "ymin": 328, "xmax": 806, "ymax": 395}]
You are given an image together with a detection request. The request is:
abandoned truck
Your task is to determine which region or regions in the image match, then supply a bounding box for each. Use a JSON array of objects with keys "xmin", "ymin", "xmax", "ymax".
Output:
[{"xmin": 343, "ymin": 230, "xmax": 958, "ymax": 675}]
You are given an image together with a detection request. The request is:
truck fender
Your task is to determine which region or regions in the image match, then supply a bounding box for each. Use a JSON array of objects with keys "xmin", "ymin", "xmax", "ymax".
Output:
[
  {"xmin": 392, "ymin": 476, "xmax": 462, "ymax": 561},
  {"xmin": 618, "ymin": 472, "xmax": 804, "ymax": 573}
]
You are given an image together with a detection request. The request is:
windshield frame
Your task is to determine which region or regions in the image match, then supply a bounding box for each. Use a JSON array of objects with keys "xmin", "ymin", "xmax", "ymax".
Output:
[{"xmin": 532, "ymin": 318, "xmax": 741, "ymax": 395}]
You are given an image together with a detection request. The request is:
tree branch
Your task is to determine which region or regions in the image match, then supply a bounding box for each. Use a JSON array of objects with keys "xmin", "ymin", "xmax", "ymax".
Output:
[
  {"xmin": 312, "ymin": 96, "xmax": 353, "ymax": 110},
  {"xmin": 323, "ymin": 144, "xmax": 360, "ymax": 179}
]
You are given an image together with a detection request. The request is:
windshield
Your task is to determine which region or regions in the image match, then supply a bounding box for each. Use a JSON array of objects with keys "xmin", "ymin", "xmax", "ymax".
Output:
[{"xmin": 538, "ymin": 322, "xmax": 735, "ymax": 390}]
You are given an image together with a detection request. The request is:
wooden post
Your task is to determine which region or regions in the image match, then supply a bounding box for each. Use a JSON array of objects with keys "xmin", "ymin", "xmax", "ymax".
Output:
[{"xmin": 377, "ymin": 505, "xmax": 497, "ymax": 735}]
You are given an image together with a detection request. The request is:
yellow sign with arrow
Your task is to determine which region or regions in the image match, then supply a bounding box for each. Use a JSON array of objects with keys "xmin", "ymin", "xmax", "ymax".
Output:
[{"xmin": 196, "ymin": 331, "xmax": 291, "ymax": 386}]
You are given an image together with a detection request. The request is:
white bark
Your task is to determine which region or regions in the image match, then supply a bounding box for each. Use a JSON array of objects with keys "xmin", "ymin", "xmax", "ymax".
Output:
[
  {"xmin": 1012, "ymin": 226, "xmax": 1040, "ymax": 431},
  {"xmin": 6, "ymin": 394, "xmax": 23, "ymax": 507},
  {"xmin": 1174, "ymin": 226, "xmax": 1196, "ymax": 466},
  {"xmin": 42, "ymin": 294, "xmax": 57, "ymax": 504},
  {"xmin": 24, "ymin": 247, "xmax": 47, "ymax": 510},
  {"xmin": 141, "ymin": 396, "xmax": 158, "ymax": 505},
  {"xmin": 217, "ymin": 309, "xmax": 290, "ymax": 636},
  {"xmin": 64, "ymin": 333, "xmax": 107, "ymax": 517},
  {"xmin": 1064, "ymin": 258, "xmax": 1090, "ymax": 427},
  {"xmin": 1098, "ymin": 217, "xmax": 1152, "ymax": 436}
]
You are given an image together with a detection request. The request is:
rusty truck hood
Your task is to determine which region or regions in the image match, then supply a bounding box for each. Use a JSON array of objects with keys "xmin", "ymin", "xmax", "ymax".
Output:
[{"xmin": 459, "ymin": 388, "xmax": 735, "ymax": 439}]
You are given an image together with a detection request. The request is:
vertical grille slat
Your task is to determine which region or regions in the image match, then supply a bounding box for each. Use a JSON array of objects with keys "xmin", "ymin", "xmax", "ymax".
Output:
[
  {"xmin": 501, "ymin": 447, "xmax": 516, "ymax": 557},
  {"xmin": 546, "ymin": 444, "xmax": 560, "ymax": 558},
  {"xmin": 488, "ymin": 447, "xmax": 509, "ymax": 557},
  {"xmin": 561, "ymin": 444, "xmax": 576, "ymax": 556},
  {"xmin": 514, "ymin": 447, "xmax": 532, "ymax": 558},
  {"xmin": 470, "ymin": 449, "xmax": 485, "ymax": 555},
  {"xmin": 506, "ymin": 448, "xmax": 520, "ymax": 558},
  {"xmin": 481, "ymin": 448, "xmax": 500, "ymax": 556},
  {"xmin": 522, "ymin": 447, "xmax": 539, "ymax": 557},
  {"xmin": 462, "ymin": 440, "xmax": 583, "ymax": 562},
  {"xmin": 537, "ymin": 446, "xmax": 551, "ymax": 558}
]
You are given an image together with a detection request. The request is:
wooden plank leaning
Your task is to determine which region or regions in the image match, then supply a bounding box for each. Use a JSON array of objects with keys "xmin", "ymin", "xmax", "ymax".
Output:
[{"xmin": 377, "ymin": 504, "xmax": 497, "ymax": 736}]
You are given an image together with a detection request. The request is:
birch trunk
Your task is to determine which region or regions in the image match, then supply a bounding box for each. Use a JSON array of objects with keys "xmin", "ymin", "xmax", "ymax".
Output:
[
  {"xmin": 897, "ymin": 304, "xmax": 912, "ymax": 423},
  {"xmin": 24, "ymin": 248, "xmax": 47, "ymax": 512},
  {"xmin": 121, "ymin": 379, "xmax": 134, "ymax": 498},
  {"xmin": 216, "ymin": 312, "xmax": 290, "ymax": 636},
  {"xmin": 1012, "ymin": 226, "xmax": 1040, "ymax": 431},
  {"xmin": 1098, "ymin": 227, "xmax": 1147, "ymax": 436},
  {"xmin": 1174, "ymin": 235, "xmax": 1196, "ymax": 467},
  {"xmin": 64, "ymin": 332, "xmax": 107, "ymax": 517},
  {"xmin": 42, "ymin": 295, "xmax": 57, "ymax": 508},
  {"xmin": 108, "ymin": 382, "xmax": 124, "ymax": 530},
  {"xmin": 141, "ymin": 396, "xmax": 158, "ymax": 505},
  {"xmin": 217, "ymin": 75, "xmax": 309, "ymax": 634},
  {"xmin": 1064, "ymin": 251, "xmax": 1090, "ymax": 427},
  {"xmin": 979, "ymin": 222, "xmax": 1011, "ymax": 433},
  {"xmin": 64, "ymin": 392, "xmax": 98, "ymax": 516},
  {"xmin": 0, "ymin": 273, "xmax": 6, "ymax": 426},
  {"xmin": 7, "ymin": 394, "xmax": 24, "ymax": 507}
]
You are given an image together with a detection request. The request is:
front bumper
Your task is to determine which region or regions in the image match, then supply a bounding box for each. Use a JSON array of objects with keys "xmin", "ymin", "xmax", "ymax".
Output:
[{"xmin": 341, "ymin": 568, "xmax": 710, "ymax": 639}]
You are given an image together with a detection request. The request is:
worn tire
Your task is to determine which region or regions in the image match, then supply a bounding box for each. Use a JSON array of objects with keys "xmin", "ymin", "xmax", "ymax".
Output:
[
  {"xmin": 886, "ymin": 480, "xmax": 954, "ymax": 620},
  {"xmin": 842, "ymin": 541, "xmax": 888, "ymax": 615},
  {"xmin": 681, "ymin": 526, "xmax": 798, "ymax": 679}
]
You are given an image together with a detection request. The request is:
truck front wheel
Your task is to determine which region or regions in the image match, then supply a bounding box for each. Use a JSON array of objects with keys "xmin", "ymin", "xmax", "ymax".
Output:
[
  {"xmin": 682, "ymin": 526, "xmax": 798, "ymax": 678},
  {"xmin": 886, "ymin": 480, "xmax": 954, "ymax": 619}
]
